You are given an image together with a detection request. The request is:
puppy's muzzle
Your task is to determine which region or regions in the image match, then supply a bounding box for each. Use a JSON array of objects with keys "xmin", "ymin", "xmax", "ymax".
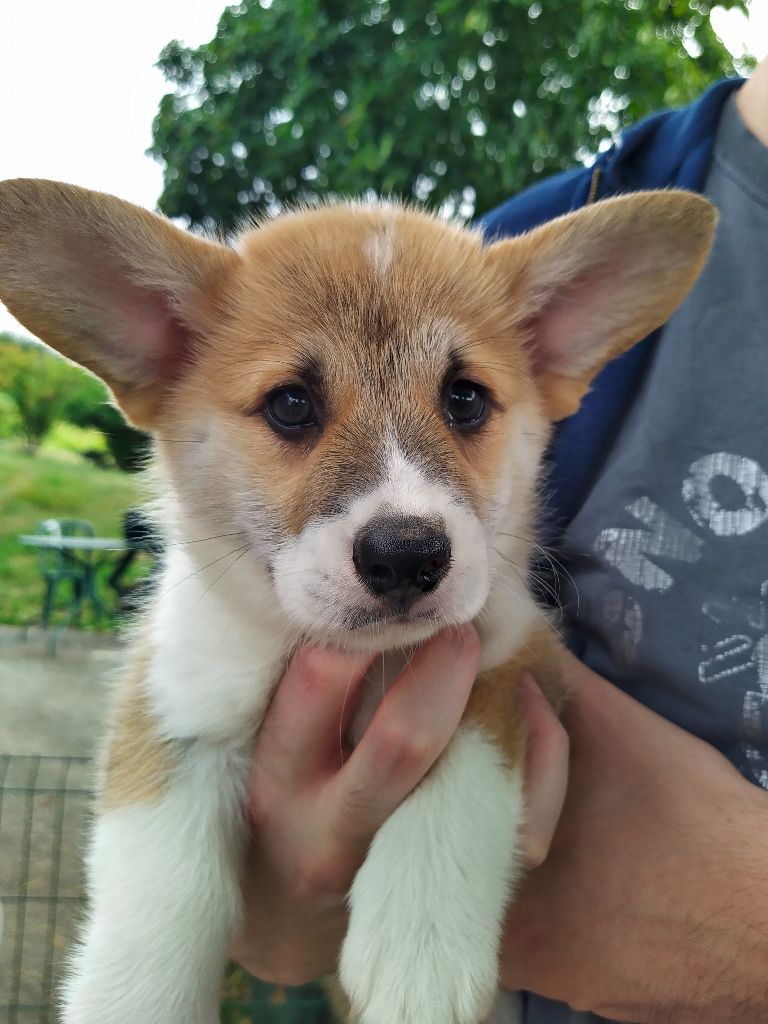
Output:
[{"xmin": 353, "ymin": 516, "xmax": 451, "ymax": 609}]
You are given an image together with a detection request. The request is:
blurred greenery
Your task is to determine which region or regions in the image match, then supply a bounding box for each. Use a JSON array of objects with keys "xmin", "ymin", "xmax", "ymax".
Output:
[
  {"xmin": 220, "ymin": 966, "xmax": 331, "ymax": 1024},
  {"xmin": 0, "ymin": 336, "xmax": 90, "ymax": 449},
  {"xmin": 43, "ymin": 421, "xmax": 108, "ymax": 457},
  {"xmin": 0, "ymin": 441, "xmax": 146, "ymax": 628},
  {"xmin": 0, "ymin": 336, "xmax": 154, "ymax": 627},
  {"xmin": 151, "ymin": 0, "xmax": 751, "ymax": 229},
  {"xmin": 0, "ymin": 334, "xmax": 150, "ymax": 470}
]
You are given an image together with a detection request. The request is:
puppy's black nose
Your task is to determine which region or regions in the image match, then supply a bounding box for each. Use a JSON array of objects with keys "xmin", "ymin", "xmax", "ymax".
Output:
[{"xmin": 353, "ymin": 516, "xmax": 451, "ymax": 605}]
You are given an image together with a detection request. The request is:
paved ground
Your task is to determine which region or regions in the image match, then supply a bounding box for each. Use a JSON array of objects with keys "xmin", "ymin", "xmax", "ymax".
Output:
[
  {"xmin": 0, "ymin": 626, "xmax": 121, "ymax": 757},
  {"xmin": 0, "ymin": 626, "xmax": 124, "ymax": 1021}
]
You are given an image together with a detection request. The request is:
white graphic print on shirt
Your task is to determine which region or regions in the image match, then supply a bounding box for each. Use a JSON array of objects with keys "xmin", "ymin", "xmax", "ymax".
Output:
[{"xmin": 591, "ymin": 451, "xmax": 768, "ymax": 790}]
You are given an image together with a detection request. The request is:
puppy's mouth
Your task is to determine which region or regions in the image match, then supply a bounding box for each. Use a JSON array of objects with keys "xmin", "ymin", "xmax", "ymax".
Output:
[
  {"xmin": 342, "ymin": 607, "xmax": 436, "ymax": 632},
  {"xmin": 269, "ymin": 508, "xmax": 491, "ymax": 650}
]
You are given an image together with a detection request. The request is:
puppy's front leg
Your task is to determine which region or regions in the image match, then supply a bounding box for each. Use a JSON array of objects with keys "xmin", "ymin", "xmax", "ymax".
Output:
[
  {"xmin": 61, "ymin": 687, "xmax": 250, "ymax": 1024},
  {"xmin": 339, "ymin": 627, "xmax": 563, "ymax": 1024}
]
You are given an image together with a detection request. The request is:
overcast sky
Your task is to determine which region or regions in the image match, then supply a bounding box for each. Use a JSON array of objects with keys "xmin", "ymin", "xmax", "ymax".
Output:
[{"xmin": 0, "ymin": 0, "xmax": 766, "ymax": 339}]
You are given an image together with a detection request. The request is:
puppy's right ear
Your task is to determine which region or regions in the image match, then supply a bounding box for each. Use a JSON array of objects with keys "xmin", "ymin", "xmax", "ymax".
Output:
[{"xmin": 0, "ymin": 179, "xmax": 239, "ymax": 428}]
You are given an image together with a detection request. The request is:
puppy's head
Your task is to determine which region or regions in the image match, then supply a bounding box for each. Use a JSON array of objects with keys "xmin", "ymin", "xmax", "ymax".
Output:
[{"xmin": 0, "ymin": 181, "xmax": 715, "ymax": 649}]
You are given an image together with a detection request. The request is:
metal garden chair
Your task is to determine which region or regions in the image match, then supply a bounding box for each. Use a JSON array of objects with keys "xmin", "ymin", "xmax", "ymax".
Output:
[{"xmin": 35, "ymin": 518, "xmax": 95, "ymax": 629}]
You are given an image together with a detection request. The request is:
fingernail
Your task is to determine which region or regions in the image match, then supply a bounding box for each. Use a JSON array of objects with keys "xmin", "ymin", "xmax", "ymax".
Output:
[
  {"xmin": 302, "ymin": 641, "xmax": 376, "ymax": 678},
  {"xmin": 298, "ymin": 643, "xmax": 334, "ymax": 674},
  {"xmin": 451, "ymin": 623, "xmax": 480, "ymax": 650},
  {"xmin": 519, "ymin": 672, "xmax": 541, "ymax": 697}
]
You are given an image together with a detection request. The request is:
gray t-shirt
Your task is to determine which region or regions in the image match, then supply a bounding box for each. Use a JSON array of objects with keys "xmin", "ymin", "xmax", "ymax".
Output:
[{"xmin": 520, "ymin": 92, "xmax": 768, "ymax": 1024}]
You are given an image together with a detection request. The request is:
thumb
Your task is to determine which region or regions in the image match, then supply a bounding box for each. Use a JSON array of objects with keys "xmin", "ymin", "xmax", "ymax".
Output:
[{"xmin": 518, "ymin": 673, "xmax": 570, "ymax": 869}]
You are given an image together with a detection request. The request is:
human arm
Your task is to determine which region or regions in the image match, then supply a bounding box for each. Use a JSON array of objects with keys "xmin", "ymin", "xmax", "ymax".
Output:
[{"xmin": 502, "ymin": 652, "xmax": 768, "ymax": 1024}]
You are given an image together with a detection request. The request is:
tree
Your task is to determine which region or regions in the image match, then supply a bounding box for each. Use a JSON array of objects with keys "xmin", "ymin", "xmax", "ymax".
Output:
[
  {"xmin": 0, "ymin": 335, "xmax": 82, "ymax": 449},
  {"xmin": 61, "ymin": 373, "xmax": 151, "ymax": 472},
  {"xmin": 0, "ymin": 335, "xmax": 150, "ymax": 468},
  {"xmin": 150, "ymin": 0, "xmax": 749, "ymax": 230}
]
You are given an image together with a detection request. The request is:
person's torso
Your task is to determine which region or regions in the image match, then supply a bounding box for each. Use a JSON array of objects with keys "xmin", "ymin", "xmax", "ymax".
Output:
[{"xmin": 522, "ymin": 92, "xmax": 768, "ymax": 1024}]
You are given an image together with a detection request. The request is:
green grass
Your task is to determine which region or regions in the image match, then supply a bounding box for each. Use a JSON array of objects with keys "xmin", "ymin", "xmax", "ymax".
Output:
[{"xmin": 0, "ymin": 440, "xmax": 147, "ymax": 628}]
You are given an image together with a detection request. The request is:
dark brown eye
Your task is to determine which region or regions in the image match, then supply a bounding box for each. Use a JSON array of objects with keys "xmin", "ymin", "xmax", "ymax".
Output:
[
  {"xmin": 444, "ymin": 379, "xmax": 488, "ymax": 429},
  {"xmin": 264, "ymin": 386, "xmax": 318, "ymax": 433}
]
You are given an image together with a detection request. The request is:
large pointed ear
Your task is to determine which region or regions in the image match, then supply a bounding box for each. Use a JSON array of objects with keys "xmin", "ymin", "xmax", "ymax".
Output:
[
  {"xmin": 486, "ymin": 191, "xmax": 717, "ymax": 420},
  {"xmin": 0, "ymin": 179, "xmax": 239, "ymax": 428}
]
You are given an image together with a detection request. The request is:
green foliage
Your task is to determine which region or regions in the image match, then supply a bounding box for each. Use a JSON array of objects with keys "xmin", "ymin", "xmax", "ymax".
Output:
[
  {"xmin": 0, "ymin": 334, "xmax": 150, "ymax": 470},
  {"xmin": 151, "ymin": 0, "xmax": 750, "ymax": 229},
  {"xmin": 0, "ymin": 441, "xmax": 145, "ymax": 627},
  {"xmin": 0, "ymin": 390, "xmax": 21, "ymax": 439},
  {"xmin": 43, "ymin": 421, "xmax": 109, "ymax": 456},
  {"xmin": 0, "ymin": 335, "xmax": 88, "ymax": 449},
  {"xmin": 64, "ymin": 386, "xmax": 151, "ymax": 472}
]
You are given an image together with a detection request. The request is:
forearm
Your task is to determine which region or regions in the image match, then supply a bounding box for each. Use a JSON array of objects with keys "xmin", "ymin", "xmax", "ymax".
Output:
[
  {"xmin": 675, "ymin": 803, "xmax": 768, "ymax": 1024},
  {"xmin": 500, "ymin": 656, "xmax": 768, "ymax": 1024}
]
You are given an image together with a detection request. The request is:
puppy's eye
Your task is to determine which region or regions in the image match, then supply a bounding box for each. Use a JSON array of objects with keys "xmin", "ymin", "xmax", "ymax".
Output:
[
  {"xmin": 444, "ymin": 379, "xmax": 488, "ymax": 430},
  {"xmin": 264, "ymin": 386, "xmax": 318, "ymax": 433}
]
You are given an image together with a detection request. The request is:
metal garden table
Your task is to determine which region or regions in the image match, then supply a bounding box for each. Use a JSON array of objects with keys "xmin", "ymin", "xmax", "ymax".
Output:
[{"xmin": 17, "ymin": 535, "xmax": 143, "ymax": 647}]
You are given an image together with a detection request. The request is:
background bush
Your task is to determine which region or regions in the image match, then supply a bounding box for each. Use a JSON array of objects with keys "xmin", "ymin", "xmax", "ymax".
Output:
[{"xmin": 0, "ymin": 334, "xmax": 149, "ymax": 470}]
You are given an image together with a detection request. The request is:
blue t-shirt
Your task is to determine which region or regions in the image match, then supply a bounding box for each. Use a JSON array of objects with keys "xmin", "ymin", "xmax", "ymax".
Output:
[{"xmin": 519, "ymin": 92, "xmax": 768, "ymax": 1024}]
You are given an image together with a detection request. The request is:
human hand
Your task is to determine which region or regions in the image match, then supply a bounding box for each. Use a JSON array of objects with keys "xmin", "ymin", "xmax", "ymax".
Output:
[
  {"xmin": 503, "ymin": 653, "xmax": 768, "ymax": 1024},
  {"xmin": 231, "ymin": 626, "xmax": 480, "ymax": 985}
]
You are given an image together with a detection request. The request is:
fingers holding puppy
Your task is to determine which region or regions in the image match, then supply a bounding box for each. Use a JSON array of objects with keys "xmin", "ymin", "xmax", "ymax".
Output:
[
  {"xmin": 335, "ymin": 625, "xmax": 480, "ymax": 845},
  {"xmin": 234, "ymin": 628, "xmax": 479, "ymax": 982},
  {"xmin": 517, "ymin": 672, "xmax": 570, "ymax": 870},
  {"xmin": 251, "ymin": 627, "xmax": 479, "ymax": 846}
]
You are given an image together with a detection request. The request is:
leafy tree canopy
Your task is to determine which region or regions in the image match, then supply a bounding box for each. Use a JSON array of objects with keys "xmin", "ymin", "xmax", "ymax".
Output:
[{"xmin": 151, "ymin": 0, "xmax": 749, "ymax": 230}]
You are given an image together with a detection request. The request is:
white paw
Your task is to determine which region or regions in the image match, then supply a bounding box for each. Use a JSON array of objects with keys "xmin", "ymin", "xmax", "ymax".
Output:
[
  {"xmin": 339, "ymin": 727, "xmax": 524, "ymax": 1024},
  {"xmin": 340, "ymin": 910, "xmax": 498, "ymax": 1024}
]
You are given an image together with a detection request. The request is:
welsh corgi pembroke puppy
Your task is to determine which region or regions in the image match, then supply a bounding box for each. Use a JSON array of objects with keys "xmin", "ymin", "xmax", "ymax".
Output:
[{"xmin": 0, "ymin": 179, "xmax": 715, "ymax": 1024}]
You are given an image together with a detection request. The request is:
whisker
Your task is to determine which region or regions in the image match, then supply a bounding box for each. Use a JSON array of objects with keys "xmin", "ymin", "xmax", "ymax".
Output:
[
  {"xmin": 176, "ymin": 531, "xmax": 246, "ymax": 546},
  {"xmin": 157, "ymin": 544, "xmax": 251, "ymax": 599},
  {"xmin": 195, "ymin": 546, "xmax": 251, "ymax": 606},
  {"xmin": 338, "ymin": 663, "xmax": 358, "ymax": 768}
]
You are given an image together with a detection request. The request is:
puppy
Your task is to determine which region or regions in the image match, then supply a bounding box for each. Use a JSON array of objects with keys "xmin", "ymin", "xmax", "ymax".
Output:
[{"xmin": 0, "ymin": 180, "xmax": 715, "ymax": 1024}]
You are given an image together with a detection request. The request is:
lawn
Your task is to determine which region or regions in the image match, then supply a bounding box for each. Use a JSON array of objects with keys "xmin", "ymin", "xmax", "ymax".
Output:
[{"xmin": 0, "ymin": 440, "xmax": 147, "ymax": 628}]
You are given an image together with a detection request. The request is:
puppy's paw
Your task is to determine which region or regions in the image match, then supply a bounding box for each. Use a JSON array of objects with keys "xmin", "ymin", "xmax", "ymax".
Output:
[
  {"xmin": 339, "ymin": 727, "xmax": 524, "ymax": 1024},
  {"xmin": 339, "ymin": 902, "xmax": 498, "ymax": 1024}
]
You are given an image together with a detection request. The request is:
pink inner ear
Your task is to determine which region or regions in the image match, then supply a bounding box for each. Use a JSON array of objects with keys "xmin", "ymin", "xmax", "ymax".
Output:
[
  {"xmin": 75, "ymin": 237, "xmax": 194, "ymax": 388},
  {"xmin": 109, "ymin": 284, "xmax": 191, "ymax": 385},
  {"xmin": 527, "ymin": 258, "xmax": 626, "ymax": 379}
]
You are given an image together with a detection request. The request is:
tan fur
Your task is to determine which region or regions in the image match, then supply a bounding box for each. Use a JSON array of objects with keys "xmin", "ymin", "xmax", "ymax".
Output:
[
  {"xmin": 100, "ymin": 641, "xmax": 178, "ymax": 811},
  {"xmin": 185, "ymin": 205, "xmax": 531, "ymax": 535},
  {"xmin": 537, "ymin": 372, "xmax": 593, "ymax": 422},
  {"xmin": 464, "ymin": 619, "xmax": 565, "ymax": 767}
]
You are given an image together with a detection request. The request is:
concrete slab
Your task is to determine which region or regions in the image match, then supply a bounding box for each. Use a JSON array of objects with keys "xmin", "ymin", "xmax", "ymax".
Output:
[{"xmin": 0, "ymin": 626, "xmax": 122, "ymax": 758}]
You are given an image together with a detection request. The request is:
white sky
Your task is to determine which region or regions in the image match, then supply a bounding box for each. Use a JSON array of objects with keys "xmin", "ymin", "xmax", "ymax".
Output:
[{"xmin": 0, "ymin": 0, "xmax": 766, "ymax": 339}]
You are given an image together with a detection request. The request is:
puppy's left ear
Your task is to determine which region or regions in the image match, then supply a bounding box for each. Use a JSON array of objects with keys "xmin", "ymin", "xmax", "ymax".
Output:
[{"xmin": 486, "ymin": 190, "xmax": 717, "ymax": 420}]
